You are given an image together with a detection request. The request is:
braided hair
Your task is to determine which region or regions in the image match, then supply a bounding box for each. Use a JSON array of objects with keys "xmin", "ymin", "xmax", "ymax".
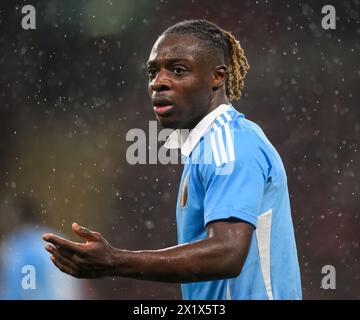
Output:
[{"xmin": 163, "ymin": 19, "xmax": 250, "ymax": 101}]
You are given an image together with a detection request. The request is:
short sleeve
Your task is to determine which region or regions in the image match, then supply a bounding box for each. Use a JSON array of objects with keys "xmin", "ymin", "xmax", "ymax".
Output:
[{"xmin": 201, "ymin": 127, "xmax": 271, "ymax": 228}]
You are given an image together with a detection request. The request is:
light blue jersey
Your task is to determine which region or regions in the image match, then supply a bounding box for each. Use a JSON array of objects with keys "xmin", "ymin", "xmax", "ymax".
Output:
[{"xmin": 165, "ymin": 104, "xmax": 302, "ymax": 300}]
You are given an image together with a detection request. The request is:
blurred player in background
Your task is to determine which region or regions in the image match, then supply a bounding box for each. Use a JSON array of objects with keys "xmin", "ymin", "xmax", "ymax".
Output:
[
  {"xmin": 0, "ymin": 197, "xmax": 83, "ymax": 299},
  {"xmin": 42, "ymin": 20, "xmax": 302, "ymax": 300}
]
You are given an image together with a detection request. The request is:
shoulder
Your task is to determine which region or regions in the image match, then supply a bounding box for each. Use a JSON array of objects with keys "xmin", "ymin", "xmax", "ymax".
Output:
[{"xmin": 199, "ymin": 109, "xmax": 274, "ymax": 171}]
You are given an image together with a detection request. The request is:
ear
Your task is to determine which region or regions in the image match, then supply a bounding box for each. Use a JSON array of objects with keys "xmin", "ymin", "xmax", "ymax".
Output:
[{"xmin": 212, "ymin": 65, "xmax": 227, "ymax": 90}]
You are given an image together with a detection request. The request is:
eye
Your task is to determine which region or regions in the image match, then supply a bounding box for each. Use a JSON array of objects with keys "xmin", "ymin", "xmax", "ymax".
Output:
[
  {"xmin": 173, "ymin": 66, "xmax": 186, "ymax": 75},
  {"xmin": 147, "ymin": 68, "xmax": 157, "ymax": 78}
]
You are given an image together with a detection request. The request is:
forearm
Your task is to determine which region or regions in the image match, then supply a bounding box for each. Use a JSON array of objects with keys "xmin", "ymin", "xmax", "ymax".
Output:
[{"xmin": 110, "ymin": 238, "xmax": 240, "ymax": 283}]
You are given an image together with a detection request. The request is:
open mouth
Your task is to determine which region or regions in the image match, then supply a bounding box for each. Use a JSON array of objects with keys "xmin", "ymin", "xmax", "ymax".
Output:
[{"xmin": 152, "ymin": 96, "xmax": 174, "ymax": 116}]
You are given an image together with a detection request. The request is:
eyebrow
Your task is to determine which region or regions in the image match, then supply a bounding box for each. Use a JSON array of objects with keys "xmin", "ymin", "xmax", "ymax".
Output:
[{"xmin": 146, "ymin": 57, "xmax": 192, "ymax": 67}]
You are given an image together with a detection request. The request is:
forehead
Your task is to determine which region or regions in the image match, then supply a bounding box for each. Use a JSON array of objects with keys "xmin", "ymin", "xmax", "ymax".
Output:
[{"xmin": 147, "ymin": 34, "xmax": 207, "ymax": 64}]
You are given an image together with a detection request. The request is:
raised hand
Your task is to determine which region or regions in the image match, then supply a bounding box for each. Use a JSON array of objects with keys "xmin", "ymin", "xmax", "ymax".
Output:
[{"xmin": 42, "ymin": 223, "xmax": 117, "ymax": 278}]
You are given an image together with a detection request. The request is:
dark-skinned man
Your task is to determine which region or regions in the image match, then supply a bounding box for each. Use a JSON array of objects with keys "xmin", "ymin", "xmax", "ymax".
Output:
[{"xmin": 43, "ymin": 20, "xmax": 302, "ymax": 300}]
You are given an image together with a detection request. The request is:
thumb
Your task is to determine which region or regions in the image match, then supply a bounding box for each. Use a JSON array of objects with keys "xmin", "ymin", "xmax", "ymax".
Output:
[{"xmin": 72, "ymin": 222, "xmax": 99, "ymax": 241}]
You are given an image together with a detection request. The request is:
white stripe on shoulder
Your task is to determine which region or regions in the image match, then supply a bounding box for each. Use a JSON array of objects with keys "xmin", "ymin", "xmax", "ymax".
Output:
[
  {"xmin": 215, "ymin": 126, "xmax": 228, "ymax": 163},
  {"xmin": 217, "ymin": 115, "xmax": 225, "ymax": 126},
  {"xmin": 223, "ymin": 111, "xmax": 232, "ymax": 121},
  {"xmin": 224, "ymin": 123, "xmax": 235, "ymax": 161},
  {"xmin": 210, "ymin": 132, "xmax": 221, "ymax": 167}
]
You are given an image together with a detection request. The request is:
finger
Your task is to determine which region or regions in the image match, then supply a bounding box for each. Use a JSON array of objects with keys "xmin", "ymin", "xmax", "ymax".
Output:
[
  {"xmin": 45, "ymin": 244, "xmax": 57, "ymax": 254},
  {"xmin": 50, "ymin": 256, "xmax": 78, "ymax": 277},
  {"xmin": 72, "ymin": 222, "xmax": 99, "ymax": 242},
  {"xmin": 51, "ymin": 248, "xmax": 95, "ymax": 278},
  {"xmin": 42, "ymin": 233, "xmax": 81, "ymax": 252},
  {"xmin": 53, "ymin": 251, "xmax": 80, "ymax": 272},
  {"xmin": 48, "ymin": 246, "xmax": 82, "ymax": 275},
  {"xmin": 71, "ymin": 253, "xmax": 90, "ymax": 266},
  {"xmin": 45, "ymin": 244, "xmax": 74, "ymax": 260},
  {"xmin": 46, "ymin": 244, "xmax": 78, "ymax": 268}
]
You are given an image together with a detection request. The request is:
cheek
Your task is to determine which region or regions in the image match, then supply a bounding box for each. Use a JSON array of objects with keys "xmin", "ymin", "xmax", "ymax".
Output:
[
  {"xmin": 182, "ymin": 85, "xmax": 211, "ymax": 109},
  {"xmin": 178, "ymin": 78, "xmax": 210, "ymax": 100}
]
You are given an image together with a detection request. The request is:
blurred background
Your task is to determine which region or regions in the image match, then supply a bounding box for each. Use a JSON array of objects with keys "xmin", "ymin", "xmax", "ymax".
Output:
[{"xmin": 0, "ymin": 0, "xmax": 359, "ymax": 299}]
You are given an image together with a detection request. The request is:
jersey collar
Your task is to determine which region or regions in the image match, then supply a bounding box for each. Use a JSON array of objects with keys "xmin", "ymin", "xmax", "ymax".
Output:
[{"xmin": 164, "ymin": 104, "xmax": 232, "ymax": 157}]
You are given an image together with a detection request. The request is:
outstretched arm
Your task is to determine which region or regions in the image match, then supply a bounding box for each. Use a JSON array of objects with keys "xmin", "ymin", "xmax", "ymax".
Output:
[{"xmin": 43, "ymin": 220, "xmax": 253, "ymax": 283}]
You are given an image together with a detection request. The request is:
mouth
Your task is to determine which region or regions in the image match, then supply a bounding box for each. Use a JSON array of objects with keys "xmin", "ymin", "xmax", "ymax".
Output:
[
  {"xmin": 152, "ymin": 97, "xmax": 174, "ymax": 116},
  {"xmin": 153, "ymin": 105, "xmax": 174, "ymax": 116}
]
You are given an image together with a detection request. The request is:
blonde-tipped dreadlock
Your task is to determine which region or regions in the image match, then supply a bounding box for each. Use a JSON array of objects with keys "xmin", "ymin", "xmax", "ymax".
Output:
[
  {"xmin": 223, "ymin": 31, "xmax": 250, "ymax": 101},
  {"xmin": 163, "ymin": 19, "xmax": 250, "ymax": 101}
]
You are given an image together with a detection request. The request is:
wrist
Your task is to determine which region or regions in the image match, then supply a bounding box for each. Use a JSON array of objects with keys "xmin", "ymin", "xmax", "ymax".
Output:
[{"xmin": 108, "ymin": 247, "xmax": 136, "ymax": 277}]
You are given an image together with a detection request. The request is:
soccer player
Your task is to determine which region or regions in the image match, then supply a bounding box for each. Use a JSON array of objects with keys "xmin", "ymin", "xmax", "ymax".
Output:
[{"xmin": 43, "ymin": 20, "xmax": 302, "ymax": 299}]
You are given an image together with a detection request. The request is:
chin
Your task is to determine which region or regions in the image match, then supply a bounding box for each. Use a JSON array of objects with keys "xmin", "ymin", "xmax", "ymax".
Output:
[{"xmin": 157, "ymin": 117, "xmax": 182, "ymax": 130}]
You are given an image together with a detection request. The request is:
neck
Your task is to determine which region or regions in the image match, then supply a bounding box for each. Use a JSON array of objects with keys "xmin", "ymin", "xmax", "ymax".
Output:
[
  {"xmin": 186, "ymin": 93, "xmax": 229, "ymax": 130},
  {"xmin": 207, "ymin": 92, "xmax": 229, "ymax": 115}
]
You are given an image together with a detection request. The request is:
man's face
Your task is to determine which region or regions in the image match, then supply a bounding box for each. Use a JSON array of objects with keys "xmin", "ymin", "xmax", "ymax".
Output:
[{"xmin": 147, "ymin": 34, "xmax": 214, "ymax": 129}]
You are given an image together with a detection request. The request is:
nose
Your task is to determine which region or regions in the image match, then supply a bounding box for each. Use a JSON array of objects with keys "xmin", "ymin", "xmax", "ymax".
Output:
[{"xmin": 150, "ymin": 70, "xmax": 172, "ymax": 92}]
